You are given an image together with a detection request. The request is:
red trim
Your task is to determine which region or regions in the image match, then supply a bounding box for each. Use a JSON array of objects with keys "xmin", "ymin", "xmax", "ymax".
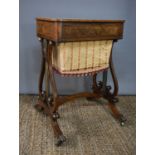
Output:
[{"xmin": 52, "ymin": 66, "xmax": 109, "ymax": 77}]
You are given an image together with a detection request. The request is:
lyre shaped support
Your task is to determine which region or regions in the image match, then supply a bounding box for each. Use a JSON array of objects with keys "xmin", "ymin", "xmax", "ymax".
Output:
[{"xmin": 91, "ymin": 42, "xmax": 126, "ymax": 125}]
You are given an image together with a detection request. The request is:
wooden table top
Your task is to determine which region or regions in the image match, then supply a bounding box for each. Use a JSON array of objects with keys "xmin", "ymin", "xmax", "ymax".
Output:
[{"xmin": 36, "ymin": 17, "xmax": 125, "ymax": 23}]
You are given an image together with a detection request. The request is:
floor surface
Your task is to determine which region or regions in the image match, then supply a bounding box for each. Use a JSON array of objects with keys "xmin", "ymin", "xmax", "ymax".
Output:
[{"xmin": 19, "ymin": 95, "xmax": 136, "ymax": 155}]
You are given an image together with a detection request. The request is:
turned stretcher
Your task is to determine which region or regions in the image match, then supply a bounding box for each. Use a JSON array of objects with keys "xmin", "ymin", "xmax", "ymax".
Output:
[{"xmin": 35, "ymin": 18, "xmax": 126, "ymax": 146}]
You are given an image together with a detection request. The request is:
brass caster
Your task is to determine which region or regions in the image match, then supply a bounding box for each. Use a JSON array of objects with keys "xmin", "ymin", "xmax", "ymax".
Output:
[
  {"xmin": 52, "ymin": 112, "xmax": 60, "ymax": 120},
  {"xmin": 111, "ymin": 97, "xmax": 119, "ymax": 103},
  {"xmin": 57, "ymin": 113, "xmax": 60, "ymax": 119},
  {"xmin": 47, "ymin": 96, "xmax": 53, "ymax": 105},
  {"xmin": 120, "ymin": 121, "xmax": 125, "ymax": 126},
  {"xmin": 55, "ymin": 135, "xmax": 66, "ymax": 146},
  {"xmin": 119, "ymin": 115, "xmax": 126, "ymax": 126},
  {"xmin": 41, "ymin": 91, "xmax": 46, "ymax": 102},
  {"xmin": 41, "ymin": 91, "xmax": 46, "ymax": 97}
]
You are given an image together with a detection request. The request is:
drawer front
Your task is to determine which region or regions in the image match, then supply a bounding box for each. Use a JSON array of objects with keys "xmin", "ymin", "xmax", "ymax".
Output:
[{"xmin": 61, "ymin": 22, "xmax": 124, "ymax": 42}]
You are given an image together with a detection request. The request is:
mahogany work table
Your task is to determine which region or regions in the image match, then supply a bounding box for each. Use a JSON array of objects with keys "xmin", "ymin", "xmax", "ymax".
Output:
[{"xmin": 35, "ymin": 18, "xmax": 126, "ymax": 146}]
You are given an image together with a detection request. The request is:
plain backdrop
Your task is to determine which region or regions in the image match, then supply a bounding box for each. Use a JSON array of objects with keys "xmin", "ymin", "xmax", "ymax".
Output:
[{"xmin": 19, "ymin": 0, "xmax": 136, "ymax": 95}]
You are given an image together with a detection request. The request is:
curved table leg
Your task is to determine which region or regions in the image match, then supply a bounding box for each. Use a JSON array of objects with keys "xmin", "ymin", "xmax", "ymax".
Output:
[
  {"xmin": 35, "ymin": 38, "xmax": 46, "ymax": 111},
  {"xmin": 104, "ymin": 45, "xmax": 126, "ymax": 126},
  {"xmin": 47, "ymin": 41, "xmax": 66, "ymax": 146},
  {"xmin": 34, "ymin": 39, "xmax": 65, "ymax": 146},
  {"xmin": 88, "ymin": 43, "xmax": 126, "ymax": 126},
  {"xmin": 38, "ymin": 39, "xmax": 45, "ymax": 96}
]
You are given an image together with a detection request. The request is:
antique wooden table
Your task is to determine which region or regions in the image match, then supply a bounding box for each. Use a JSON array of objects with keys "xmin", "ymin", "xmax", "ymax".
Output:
[{"xmin": 35, "ymin": 18, "xmax": 126, "ymax": 146}]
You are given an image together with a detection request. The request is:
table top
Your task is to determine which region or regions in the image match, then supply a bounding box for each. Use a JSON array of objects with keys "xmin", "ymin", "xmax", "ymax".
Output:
[{"xmin": 36, "ymin": 17, "xmax": 125, "ymax": 23}]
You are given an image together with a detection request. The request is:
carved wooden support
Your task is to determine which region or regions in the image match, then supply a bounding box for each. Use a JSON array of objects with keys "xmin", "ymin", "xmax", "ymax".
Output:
[
  {"xmin": 108, "ymin": 102, "xmax": 126, "ymax": 126},
  {"xmin": 87, "ymin": 43, "xmax": 126, "ymax": 125},
  {"xmin": 35, "ymin": 38, "xmax": 46, "ymax": 111},
  {"xmin": 101, "ymin": 43, "xmax": 119, "ymax": 102},
  {"xmin": 35, "ymin": 38, "xmax": 126, "ymax": 146},
  {"xmin": 90, "ymin": 73, "xmax": 126, "ymax": 126},
  {"xmin": 102, "ymin": 43, "xmax": 126, "ymax": 125},
  {"xmin": 53, "ymin": 92, "xmax": 103, "ymax": 113},
  {"xmin": 92, "ymin": 73, "xmax": 103, "ymax": 93},
  {"xmin": 46, "ymin": 41, "xmax": 66, "ymax": 146},
  {"xmin": 38, "ymin": 38, "xmax": 45, "ymax": 97},
  {"xmin": 104, "ymin": 63, "xmax": 127, "ymax": 126},
  {"xmin": 34, "ymin": 39, "xmax": 65, "ymax": 146}
]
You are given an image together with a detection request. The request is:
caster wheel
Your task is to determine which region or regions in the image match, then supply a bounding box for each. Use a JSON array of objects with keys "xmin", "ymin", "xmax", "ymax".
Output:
[
  {"xmin": 55, "ymin": 135, "xmax": 66, "ymax": 146},
  {"xmin": 47, "ymin": 97, "xmax": 53, "ymax": 105},
  {"xmin": 112, "ymin": 98, "xmax": 119, "ymax": 103},
  {"xmin": 52, "ymin": 112, "xmax": 60, "ymax": 120},
  {"xmin": 57, "ymin": 113, "xmax": 60, "ymax": 119},
  {"xmin": 41, "ymin": 91, "xmax": 47, "ymax": 102},
  {"xmin": 41, "ymin": 91, "xmax": 46, "ymax": 96},
  {"xmin": 119, "ymin": 115, "xmax": 126, "ymax": 126},
  {"xmin": 120, "ymin": 121, "xmax": 125, "ymax": 126}
]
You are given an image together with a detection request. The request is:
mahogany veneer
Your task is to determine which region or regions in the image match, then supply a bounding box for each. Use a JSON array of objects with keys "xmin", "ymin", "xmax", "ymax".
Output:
[{"xmin": 36, "ymin": 18, "xmax": 124, "ymax": 42}]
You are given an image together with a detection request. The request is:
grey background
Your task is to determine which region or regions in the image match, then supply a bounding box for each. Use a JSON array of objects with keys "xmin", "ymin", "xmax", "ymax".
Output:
[{"xmin": 19, "ymin": 0, "xmax": 136, "ymax": 95}]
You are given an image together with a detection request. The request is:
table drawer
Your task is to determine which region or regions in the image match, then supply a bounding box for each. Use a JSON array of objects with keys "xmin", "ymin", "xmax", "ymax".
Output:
[{"xmin": 61, "ymin": 22, "xmax": 123, "ymax": 42}]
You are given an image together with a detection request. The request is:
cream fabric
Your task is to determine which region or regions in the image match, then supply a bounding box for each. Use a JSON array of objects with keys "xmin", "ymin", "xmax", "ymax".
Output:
[{"xmin": 52, "ymin": 40, "xmax": 113, "ymax": 75}]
